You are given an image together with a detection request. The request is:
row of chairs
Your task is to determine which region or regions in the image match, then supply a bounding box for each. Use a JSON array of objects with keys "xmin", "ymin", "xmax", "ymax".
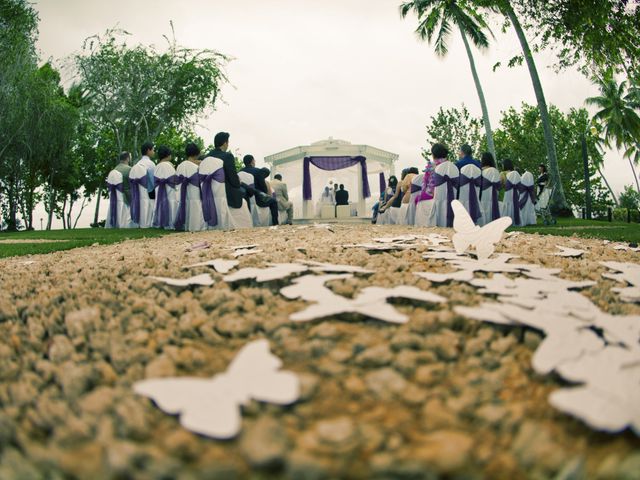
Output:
[
  {"xmin": 377, "ymin": 162, "xmax": 537, "ymax": 227},
  {"xmin": 105, "ymin": 157, "xmax": 273, "ymax": 230}
]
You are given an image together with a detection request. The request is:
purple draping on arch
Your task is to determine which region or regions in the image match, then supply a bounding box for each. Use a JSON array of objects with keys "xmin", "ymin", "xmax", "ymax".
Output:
[
  {"xmin": 303, "ymin": 156, "xmax": 370, "ymax": 201},
  {"xmin": 481, "ymin": 177, "xmax": 501, "ymax": 221},
  {"xmin": 459, "ymin": 175, "xmax": 482, "ymax": 223},
  {"xmin": 174, "ymin": 173, "xmax": 201, "ymax": 230},
  {"xmin": 153, "ymin": 175, "xmax": 179, "ymax": 228},
  {"xmin": 129, "ymin": 176, "xmax": 149, "ymax": 224},
  {"xmin": 519, "ymin": 184, "xmax": 536, "ymax": 209},
  {"xmin": 199, "ymin": 168, "xmax": 225, "ymax": 227},
  {"xmin": 379, "ymin": 172, "xmax": 386, "ymax": 198},
  {"xmin": 505, "ymin": 181, "xmax": 521, "ymax": 226},
  {"xmin": 107, "ymin": 181, "xmax": 124, "ymax": 227},
  {"xmin": 433, "ymin": 173, "xmax": 457, "ymax": 227}
]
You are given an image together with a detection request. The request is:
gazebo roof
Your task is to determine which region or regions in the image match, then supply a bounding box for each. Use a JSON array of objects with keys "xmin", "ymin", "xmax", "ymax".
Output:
[{"xmin": 264, "ymin": 137, "xmax": 398, "ymax": 168}]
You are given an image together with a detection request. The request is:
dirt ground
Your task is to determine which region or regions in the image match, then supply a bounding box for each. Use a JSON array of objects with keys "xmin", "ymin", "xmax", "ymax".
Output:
[{"xmin": 0, "ymin": 224, "xmax": 639, "ymax": 480}]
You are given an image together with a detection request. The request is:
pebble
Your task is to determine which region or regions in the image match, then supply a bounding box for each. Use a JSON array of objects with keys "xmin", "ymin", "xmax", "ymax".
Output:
[
  {"xmin": 490, "ymin": 335, "xmax": 517, "ymax": 355},
  {"xmin": 48, "ymin": 335, "xmax": 74, "ymax": 363},
  {"xmin": 354, "ymin": 344, "xmax": 393, "ymax": 367},
  {"xmin": 512, "ymin": 421, "xmax": 567, "ymax": 471},
  {"xmin": 64, "ymin": 307, "xmax": 100, "ymax": 337},
  {"xmin": 239, "ymin": 417, "xmax": 288, "ymax": 469},
  {"xmin": 423, "ymin": 330, "xmax": 459, "ymax": 360},
  {"xmin": 144, "ymin": 355, "xmax": 176, "ymax": 378},
  {"xmin": 365, "ymin": 368, "xmax": 408, "ymax": 400},
  {"xmin": 314, "ymin": 416, "xmax": 359, "ymax": 451},
  {"xmin": 79, "ymin": 386, "xmax": 117, "ymax": 415},
  {"xmin": 412, "ymin": 430, "xmax": 474, "ymax": 472},
  {"xmin": 422, "ymin": 398, "xmax": 459, "ymax": 430}
]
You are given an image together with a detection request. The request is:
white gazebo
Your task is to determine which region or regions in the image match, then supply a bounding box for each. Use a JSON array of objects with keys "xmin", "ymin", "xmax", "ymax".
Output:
[{"xmin": 264, "ymin": 137, "xmax": 398, "ymax": 219}]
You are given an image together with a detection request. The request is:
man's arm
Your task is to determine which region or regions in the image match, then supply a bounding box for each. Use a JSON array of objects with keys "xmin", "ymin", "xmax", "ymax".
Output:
[
  {"xmin": 223, "ymin": 154, "xmax": 241, "ymax": 188},
  {"xmin": 282, "ymin": 184, "xmax": 289, "ymax": 201}
]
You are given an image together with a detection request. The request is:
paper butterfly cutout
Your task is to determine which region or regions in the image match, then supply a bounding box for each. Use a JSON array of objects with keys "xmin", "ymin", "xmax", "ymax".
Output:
[
  {"xmin": 133, "ymin": 339, "xmax": 300, "ymax": 439},
  {"xmin": 230, "ymin": 244, "xmax": 259, "ymax": 250},
  {"xmin": 183, "ymin": 259, "xmax": 239, "ymax": 274},
  {"xmin": 232, "ymin": 248, "xmax": 263, "ymax": 258},
  {"xmin": 601, "ymin": 261, "xmax": 640, "ymax": 303},
  {"xmin": 553, "ymin": 246, "xmax": 585, "ymax": 258},
  {"xmin": 223, "ymin": 263, "xmax": 309, "ymax": 282},
  {"xmin": 298, "ymin": 260, "xmax": 374, "ymax": 274},
  {"xmin": 150, "ymin": 273, "xmax": 214, "ymax": 288},
  {"xmin": 613, "ymin": 243, "xmax": 640, "ymax": 252},
  {"xmin": 451, "ymin": 200, "xmax": 512, "ymax": 259},
  {"xmin": 186, "ymin": 241, "xmax": 211, "ymax": 252},
  {"xmin": 280, "ymin": 274, "xmax": 445, "ymax": 323}
]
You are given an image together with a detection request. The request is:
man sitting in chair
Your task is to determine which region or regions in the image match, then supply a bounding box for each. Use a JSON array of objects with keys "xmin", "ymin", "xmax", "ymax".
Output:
[
  {"xmin": 241, "ymin": 154, "xmax": 279, "ymax": 225},
  {"xmin": 271, "ymin": 174, "xmax": 293, "ymax": 225},
  {"xmin": 335, "ymin": 184, "xmax": 349, "ymax": 206},
  {"xmin": 206, "ymin": 132, "xmax": 245, "ymax": 211}
]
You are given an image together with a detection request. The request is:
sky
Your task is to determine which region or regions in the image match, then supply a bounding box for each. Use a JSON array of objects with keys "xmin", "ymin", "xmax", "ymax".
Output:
[{"xmin": 31, "ymin": 0, "xmax": 633, "ymax": 228}]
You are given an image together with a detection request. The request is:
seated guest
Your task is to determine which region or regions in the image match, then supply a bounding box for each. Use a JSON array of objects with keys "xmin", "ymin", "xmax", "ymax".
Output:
[
  {"xmin": 499, "ymin": 158, "xmax": 515, "ymax": 200},
  {"xmin": 241, "ymin": 154, "xmax": 279, "ymax": 225},
  {"xmin": 184, "ymin": 143, "xmax": 202, "ymax": 166},
  {"xmin": 401, "ymin": 167, "xmax": 419, "ymax": 203},
  {"xmin": 335, "ymin": 184, "xmax": 349, "ymax": 205},
  {"xmin": 206, "ymin": 132, "xmax": 245, "ymax": 210},
  {"xmin": 138, "ymin": 142, "xmax": 156, "ymax": 199},
  {"xmin": 416, "ymin": 143, "xmax": 449, "ymax": 204},
  {"xmin": 455, "ymin": 144, "xmax": 481, "ymax": 169},
  {"xmin": 271, "ymin": 174, "xmax": 294, "ymax": 225},
  {"xmin": 536, "ymin": 163, "xmax": 549, "ymax": 196},
  {"xmin": 115, "ymin": 151, "xmax": 132, "ymax": 206},
  {"xmin": 379, "ymin": 174, "xmax": 402, "ymax": 213},
  {"xmin": 480, "ymin": 152, "xmax": 496, "ymax": 169}
]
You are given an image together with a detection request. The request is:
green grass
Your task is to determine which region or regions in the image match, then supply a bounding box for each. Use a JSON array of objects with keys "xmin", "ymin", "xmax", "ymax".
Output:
[
  {"xmin": 0, "ymin": 228, "xmax": 176, "ymax": 258},
  {"xmin": 511, "ymin": 218, "xmax": 640, "ymax": 243}
]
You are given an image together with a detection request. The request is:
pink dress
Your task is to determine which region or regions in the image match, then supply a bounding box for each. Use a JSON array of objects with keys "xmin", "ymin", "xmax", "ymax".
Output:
[{"xmin": 415, "ymin": 158, "xmax": 446, "ymax": 204}]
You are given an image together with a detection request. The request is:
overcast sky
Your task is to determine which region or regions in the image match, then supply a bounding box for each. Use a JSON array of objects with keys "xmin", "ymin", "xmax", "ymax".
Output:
[{"xmin": 32, "ymin": 0, "xmax": 632, "ymax": 228}]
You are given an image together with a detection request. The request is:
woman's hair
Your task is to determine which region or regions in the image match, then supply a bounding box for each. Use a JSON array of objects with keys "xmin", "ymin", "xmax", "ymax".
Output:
[
  {"xmin": 400, "ymin": 168, "xmax": 409, "ymax": 180},
  {"xmin": 388, "ymin": 175, "xmax": 398, "ymax": 187},
  {"xmin": 480, "ymin": 152, "xmax": 495, "ymax": 168},
  {"xmin": 539, "ymin": 163, "xmax": 547, "ymax": 173},
  {"xmin": 408, "ymin": 167, "xmax": 419, "ymax": 175},
  {"xmin": 185, "ymin": 142, "xmax": 201, "ymax": 158},
  {"xmin": 502, "ymin": 158, "xmax": 514, "ymax": 171},
  {"xmin": 431, "ymin": 143, "xmax": 449, "ymax": 160}
]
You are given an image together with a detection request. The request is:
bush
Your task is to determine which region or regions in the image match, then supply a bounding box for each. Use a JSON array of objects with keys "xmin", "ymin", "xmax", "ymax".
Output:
[{"xmin": 612, "ymin": 208, "xmax": 640, "ymax": 223}]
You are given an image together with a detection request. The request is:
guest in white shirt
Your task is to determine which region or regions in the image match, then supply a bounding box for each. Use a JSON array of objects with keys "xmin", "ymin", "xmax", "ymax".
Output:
[{"xmin": 138, "ymin": 142, "xmax": 156, "ymax": 199}]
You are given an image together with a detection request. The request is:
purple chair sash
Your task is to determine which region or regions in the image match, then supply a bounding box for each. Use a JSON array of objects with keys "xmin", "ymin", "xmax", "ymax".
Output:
[
  {"xmin": 519, "ymin": 184, "xmax": 536, "ymax": 209},
  {"xmin": 129, "ymin": 176, "xmax": 149, "ymax": 224},
  {"xmin": 174, "ymin": 173, "xmax": 201, "ymax": 230},
  {"xmin": 107, "ymin": 182, "xmax": 124, "ymax": 227},
  {"xmin": 505, "ymin": 181, "xmax": 521, "ymax": 225},
  {"xmin": 410, "ymin": 183, "xmax": 422, "ymax": 194},
  {"xmin": 153, "ymin": 175, "xmax": 179, "ymax": 228},
  {"xmin": 199, "ymin": 168, "xmax": 225, "ymax": 227},
  {"xmin": 432, "ymin": 173, "xmax": 457, "ymax": 227},
  {"xmin": 481, "ymin": 177, "xmax": 501, "ymax": 221},
  {"xmin": 303, "ymin": 156, "xmax": 370, "ymax": 200},
  {"xmin": 458, "ymin": 175, "xmax": 482, "ymax": 223}
]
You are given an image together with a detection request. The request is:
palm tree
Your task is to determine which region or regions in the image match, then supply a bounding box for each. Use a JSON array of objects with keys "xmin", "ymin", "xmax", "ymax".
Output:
[
  {"xmin": 488, "ymin": 0, "xmax": 570, "ymax": 213},
  {"xmin": 400, "ymin": 0, "xmax": 497, "ymax": 160},
  {"xmin": 586, "ymin": 70, "xmax": 640, "ymax": 192}
]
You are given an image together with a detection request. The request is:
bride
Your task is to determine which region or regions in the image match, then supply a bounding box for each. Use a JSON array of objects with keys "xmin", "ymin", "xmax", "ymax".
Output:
[{"xmin": 315, "ymin": 185, "xmax": 335, "ymax": 217}]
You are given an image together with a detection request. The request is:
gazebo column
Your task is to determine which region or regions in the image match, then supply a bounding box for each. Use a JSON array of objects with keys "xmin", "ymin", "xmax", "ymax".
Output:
[
  {"xmin": 356, "ymin": 165, "xmax": 365, "ymax": 217},
  {"xmin": 303, "ymin": 200, "xmax": 311, "ymax": 218}
]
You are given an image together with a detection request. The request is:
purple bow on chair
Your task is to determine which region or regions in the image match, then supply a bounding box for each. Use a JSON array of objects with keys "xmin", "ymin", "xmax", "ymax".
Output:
[
  {"xmin": 410, "ymin": 183, "xmax": 422, "ymax": 194},
  {"xmin": 153, "ymin": 175, "xmax": 179, "ymax": 228},
  {"xmin": 505, "ymin": 181, "xmax": 521, "ymax": 226},
  {"xmin": 129, "ymin": 176, "xmax": 149, "ymax": 224},
  {"xmin": 199, "ymin": 168, "xmax": 225, "ymax": 227},
  {"xmin": 174, "ymin": 173, "xmax": 201, "ymax": 230},
  {"xmin": 433, "ymin": 173, "xmax": 457, "ymax": 227},
  {"xmin": 459, "ymin": 175, "xmax": 482, "ymax": 224},
  {"xmin": 481, "ymin": 177, "xmax": 501, "ymax": 221},
  {"xmin": 519, "ymin": 184, "xmax": 536, "ymax": 210},
  {"xmin": 107, "ymin": 181, "xmax": 124, "ymax": 227}
]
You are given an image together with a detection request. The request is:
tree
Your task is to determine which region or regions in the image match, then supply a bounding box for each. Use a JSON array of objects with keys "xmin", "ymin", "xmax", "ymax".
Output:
[
  {"xmin": 73, "ymin": 27, "xmax": 230, "ymax": 224},
  {"xmin": 423, "ymin": 104, "xmax": 484, "ymax": 160},
  {"xmin": 619, "ymin": 185, "xmax": 640, "ymax": 210},
  {"xmin": 400, "ymin": 0, "xmax": 497, "ymax": 159},
  {"xmin": 586, "ymin": 69, "xmax": 640, "ymax": 192}
]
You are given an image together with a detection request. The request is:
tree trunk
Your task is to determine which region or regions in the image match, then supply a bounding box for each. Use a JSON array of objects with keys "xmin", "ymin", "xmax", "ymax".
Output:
[
  {"xmin": 595, "ymin": 161, "xmax": 618, "ymax": 205},
  {"xmin": 503, "ymin": 1, "xmax": 571, "ymax": 214},
  {"xmin": 7, "ymin": 180, "xmax": 18, "ymax": 231},
  {"xmin": 459, "ymin": 27, "xmax": 496, "ymax": 160},
  {"xmin": 628, "ymin": 156, "xmax": 640, "ymax": 192},
  {"xmin": 46, "ymin": 187, "xmax": 55, "ymax": 230},
  {"xmin": 93, "ymin": 186, "xmax": 103, "ymax": 226},
  {"xmin": 61, "ymin": 197, "xmax": 67, "ymax": 230}
]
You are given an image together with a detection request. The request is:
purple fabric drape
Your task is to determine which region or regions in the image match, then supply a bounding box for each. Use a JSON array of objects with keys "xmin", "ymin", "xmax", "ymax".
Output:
[
  {"xmin": 174, "ymin": 173, "xmax": 201, "ymax": 230},
  {"xmin": 303, "ymin": 156, "xmax": 370, "ymax": 201},
  {"xmin": 505, "ymin": 181, "xmax": 521, "ymax": 226},
  {"xmin": 199, "ymin": 168, "xmax": 225, "ymax": 227},
  {"xmin": 519, "ymin": 184, "xmax": 536, "ymax": 209},
  {"xmin": 107, "ymin": 182, "xmax": 124, "ymax": 227},
  {"xmin": 153, "ymin": 175, "xmax": 179, "ymax": 228},
  {"xmin": 459, "ymin": 175, "xmax": 482, "ymax": 223},
  {"xmin": 433, "ymin": 173, "xmax": 457, "ymax": 227},
  {"xmin": 379, "ymin": 172, "xmax": 386, "ymax": 198},
  {"xmin": 129, "ymin": 176, "xmax": 149, "ymax": 224},
  {"xmin": 410, "ymin": 183, "xmax": 422, "ymax": 194},
  {"xmin": 481, "ymin": 177, "xmax": 501, "ymax": 221}
]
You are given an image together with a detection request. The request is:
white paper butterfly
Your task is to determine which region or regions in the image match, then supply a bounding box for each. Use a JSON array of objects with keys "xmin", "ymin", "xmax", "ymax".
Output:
[
  {"xmin": 451, "ymin": 200, "xmax": 512, "ymax": 260},
  {"xmin": 133, "ymin": 340, "xmax": 299, "ymax": 439}
]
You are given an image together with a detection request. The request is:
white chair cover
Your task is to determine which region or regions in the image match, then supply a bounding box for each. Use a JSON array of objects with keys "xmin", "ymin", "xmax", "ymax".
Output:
[
  {"xmin": 520, "ymin": 171, "xmax": 537, "ymax": 226},
  {"xmin": 199, "ymin": 157, "xmax": 230, "ymax": 230},
  {"xmin": 405, "ymin": 174, "xmax": 424, "ymax": 225},
  {"xmin": 105, "ymin": 170, "xmax": 132, "ymax": 229},
  {"xmin": 458, "ymin": 164, "xmax": 482, "ymax": 225},
  {"xmin": 376, "ymin": 187, "xmax": 394, "ymax": 225},
  {"xmin": 427, "ymin": 161, "xmax": 459, "ymax": 227},
  {"xmin": 479, "ymin": 167, "xmax": 501, "ymax": 226},
  {"xmin": 153, "ymin": 162, "xmax": 179, "ymax": 230},
  {"xmin": 239, "ymin": 171, "xmax": 271, "ymax": 227},
  {"xmin": 388, "ymin": 206, "xmax": 403, "ymax": 225},
  {"xmin": 175, "ymin": 161, "xmax": 206, "ymax": 232},
  {"xmin": 501, "ymin": 171, "xmax": 523, "ymax": 226},
  {"xmin": 129, "ymin": 163, "xmax": 154, "ymax": 228}
]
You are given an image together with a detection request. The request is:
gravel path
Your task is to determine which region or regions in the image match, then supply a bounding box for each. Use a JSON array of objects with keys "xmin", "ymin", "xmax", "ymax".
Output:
[{"xmin": 0, "ymin": 224, "xmax": 639, "ymax": 480}]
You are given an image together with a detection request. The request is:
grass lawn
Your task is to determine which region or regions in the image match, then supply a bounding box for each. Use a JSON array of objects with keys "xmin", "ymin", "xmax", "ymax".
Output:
[
  {"xmin": 0, "ymin": 228, "xmax": 176, "ymax": 259},
  {"xmin": 511, "ymin": 217, "xmax": 640, "ymax": 243}
]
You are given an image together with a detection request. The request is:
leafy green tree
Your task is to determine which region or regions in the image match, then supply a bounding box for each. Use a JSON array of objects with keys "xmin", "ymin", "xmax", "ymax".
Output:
[
  {"xmin": 619, "ymin": 185, "xmax": 640, "ymax": 210},
  {"xmin": 400, "ymin": 0, "xmax": 497, "ymax": 159},
  {"xmin": 73, "ymin": 27, "xmax": 230, "ymax": 223},
  {"xmin": 423, "ymin": 104, "xmax": 484, "ymax": 160}
]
